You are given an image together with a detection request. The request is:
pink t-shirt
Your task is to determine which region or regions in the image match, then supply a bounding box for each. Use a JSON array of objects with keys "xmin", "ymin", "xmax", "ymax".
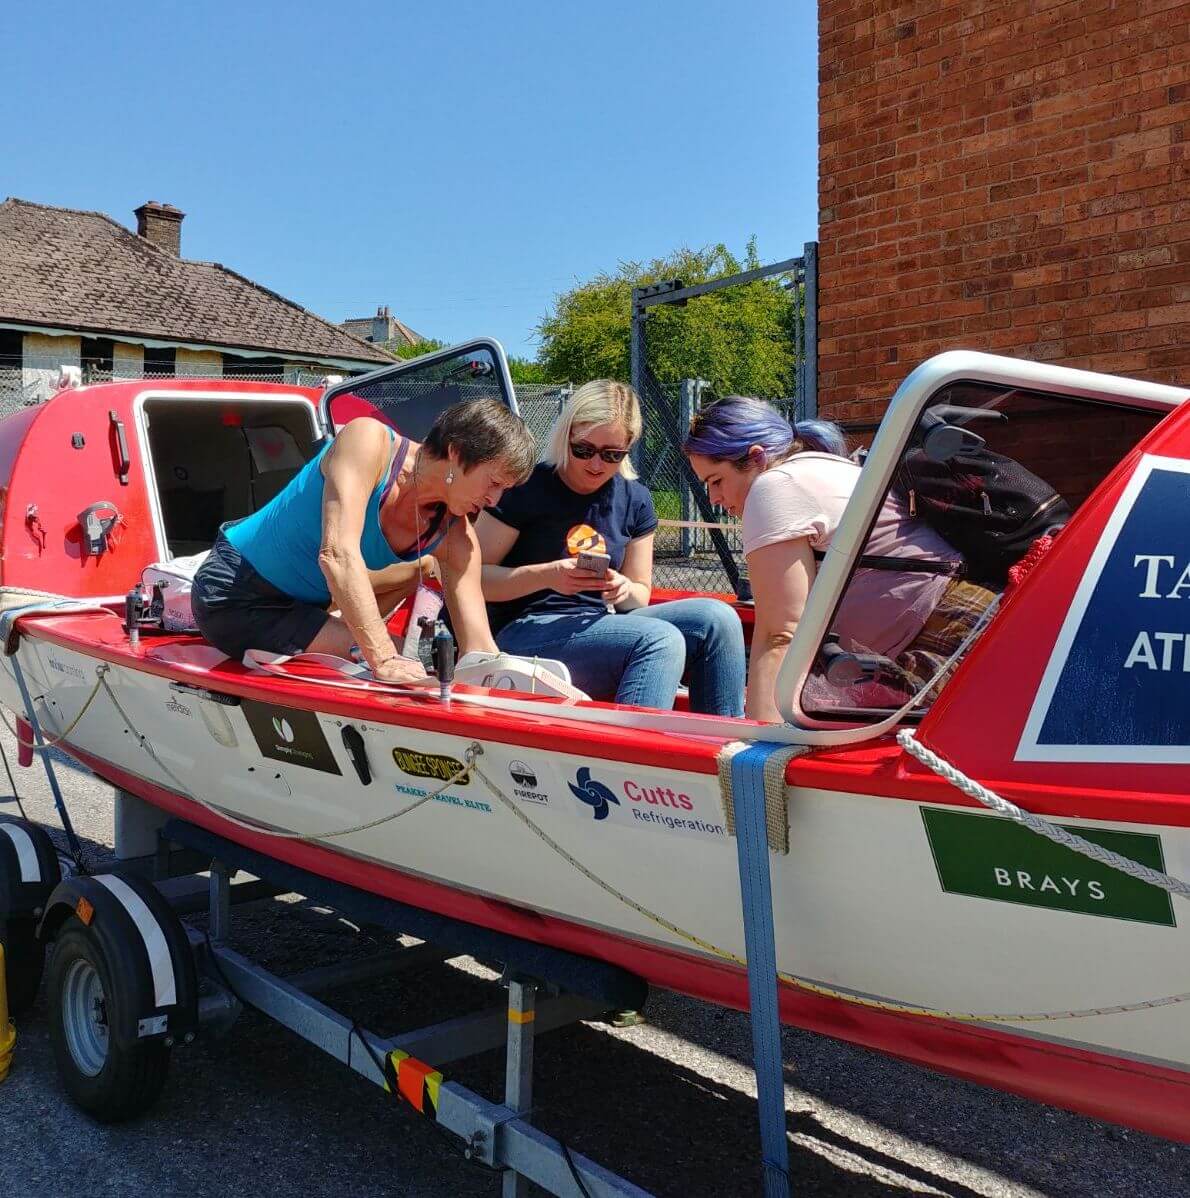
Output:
[{"xmin": 741, "ymin": 453, "xmax": 960, "ymax": 658}]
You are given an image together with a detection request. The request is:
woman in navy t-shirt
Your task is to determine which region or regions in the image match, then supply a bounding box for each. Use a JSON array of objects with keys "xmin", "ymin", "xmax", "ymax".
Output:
[{"xmin": 476, "ymin": 380, "xmax": 745, "ymax": 714}]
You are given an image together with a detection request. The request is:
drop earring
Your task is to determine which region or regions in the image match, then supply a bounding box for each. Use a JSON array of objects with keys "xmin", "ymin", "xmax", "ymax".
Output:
[{"xmin": 445, "ymin": 470, "xmax": 455, "ymax": 484}]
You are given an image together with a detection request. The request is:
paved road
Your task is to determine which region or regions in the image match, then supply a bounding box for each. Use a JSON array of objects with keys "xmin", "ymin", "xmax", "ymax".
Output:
[{"xmin": 1, "ymin": 730, "xmax": 1186, "ymax": 1197}]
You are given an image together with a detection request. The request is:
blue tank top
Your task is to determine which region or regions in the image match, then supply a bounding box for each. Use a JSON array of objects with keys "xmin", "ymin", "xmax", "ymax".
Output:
[{"xmin": 225, "ymin": 429, "xmax": 451, "ymax": 604}]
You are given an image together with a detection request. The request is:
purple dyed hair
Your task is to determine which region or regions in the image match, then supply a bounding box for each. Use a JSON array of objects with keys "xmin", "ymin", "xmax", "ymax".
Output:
[{"xmin": 682, "ymin": 396, "xmax": 846, "ymax": 465}]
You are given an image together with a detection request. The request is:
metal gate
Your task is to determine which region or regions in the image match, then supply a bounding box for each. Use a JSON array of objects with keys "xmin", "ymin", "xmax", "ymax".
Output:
[{"xmin": 629, "ymin": 244, "xmax": 818, "ymax": 596}]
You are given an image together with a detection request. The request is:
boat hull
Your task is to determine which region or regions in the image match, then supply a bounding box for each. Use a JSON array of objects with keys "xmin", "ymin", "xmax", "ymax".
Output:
[{"xmin": 5, "ymin": 616, "xmax": 1190, "ymax": 1143}]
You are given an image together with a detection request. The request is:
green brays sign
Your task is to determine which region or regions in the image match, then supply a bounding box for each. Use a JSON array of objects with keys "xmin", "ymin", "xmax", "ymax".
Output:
[{"xmin": 921, "ymin": 807, "xmax": 1175, "ymax": 927}]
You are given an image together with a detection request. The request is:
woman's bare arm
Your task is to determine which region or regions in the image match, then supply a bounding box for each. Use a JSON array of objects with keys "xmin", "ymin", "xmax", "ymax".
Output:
[
  {"xmin": 606, "ymin": 533, "xmax": 654, "ymax": 610},
  {"xmin": 437, "ymin": 518, "xmax": 499, "ymax": 655},
  {"xmin": 745, "ymin": 538, "xmax": 816, "ymax": 722},
  {"xmin": 317, "ymin": 420, "xmax": 397, "ymax": 669}
]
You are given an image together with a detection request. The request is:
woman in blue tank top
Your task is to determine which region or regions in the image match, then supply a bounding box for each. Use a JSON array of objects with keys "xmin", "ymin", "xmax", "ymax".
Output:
[{"xmin": 192, "ymin": 398, "xmax": 537, "ymax": 683}]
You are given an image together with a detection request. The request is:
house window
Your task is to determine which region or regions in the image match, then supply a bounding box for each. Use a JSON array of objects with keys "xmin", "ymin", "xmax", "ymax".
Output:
[
  {"xmin": 221, "ymin": 355, "xmax": 286, "ymax": 379},
  {"xmin": 143, "ymin": 346, "xmax": 176, "ymax": 377},
  {"xmin": 0, "ymin": 329, "xmax": 21, "ymax": 370},
  {"xmin": 81, "ymin": 337, "xmax": 115, "ymax": 382}
]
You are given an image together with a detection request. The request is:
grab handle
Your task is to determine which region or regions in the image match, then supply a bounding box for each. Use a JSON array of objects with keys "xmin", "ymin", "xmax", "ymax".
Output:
[{"xmin": 109, "ymin": 409, "xmax": 130, "ymax": 485}]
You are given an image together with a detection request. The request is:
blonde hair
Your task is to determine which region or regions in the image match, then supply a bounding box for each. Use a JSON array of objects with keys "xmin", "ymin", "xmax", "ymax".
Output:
[{"xmin": 543, "ymin": 379, "xmax": 643, "ymax": 480}]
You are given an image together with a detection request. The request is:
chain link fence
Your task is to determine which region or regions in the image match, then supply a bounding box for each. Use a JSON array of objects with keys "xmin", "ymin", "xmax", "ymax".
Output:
[
  {"xmin": 629, "ymin": 247, "xmax": 817, "ymax": 595},
  {"xmin": 0, "ymin": 357, "xmax": 346, "ymax": 419},
  {"xmin": 511, "ymin": 382, "xmax": 573, "ymax": 447},
  {"xmin": 2, "ymin": 352, "xmax": 804, "ymax": 597},
  {"xmin": 634, "ymin": 367, "xmax": 805, "ymax": 595}
]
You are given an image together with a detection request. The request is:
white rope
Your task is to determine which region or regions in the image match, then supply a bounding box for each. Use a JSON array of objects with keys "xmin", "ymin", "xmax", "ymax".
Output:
[
  {"xmin": 0, "ymin": 664, "xmax": 108, "ymax": 751},
  {"xmin": 97, "ymin": 670, "xmax": 472, "ymax": 842},
  {"xmin": 464, "ymin": 755, "xmax": 1190, "ymax": 1022},
  {"xmin": 898, "ymin": 730, "xmax": 1190, "ymax": 901}
]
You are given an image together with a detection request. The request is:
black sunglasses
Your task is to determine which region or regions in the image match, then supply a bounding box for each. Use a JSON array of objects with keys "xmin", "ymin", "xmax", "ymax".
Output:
[{"xmin": 570, "ymin": 441, "xmax": 629, "ymax": 464}]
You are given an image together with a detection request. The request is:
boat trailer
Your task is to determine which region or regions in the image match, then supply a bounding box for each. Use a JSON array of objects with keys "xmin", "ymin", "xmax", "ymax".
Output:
[{"xmin": 0, "ymin": 696, "xmax": 797, "ymax": 1197}]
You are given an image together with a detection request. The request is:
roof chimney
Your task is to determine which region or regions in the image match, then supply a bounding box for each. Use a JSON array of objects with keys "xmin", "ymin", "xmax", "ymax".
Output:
[{"xmin": 134, "ymin": 201, "xmax": 185, "ymax": 255}]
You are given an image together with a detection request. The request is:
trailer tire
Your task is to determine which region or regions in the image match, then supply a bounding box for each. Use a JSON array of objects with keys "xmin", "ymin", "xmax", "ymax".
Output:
[
  {"xmin": 47, "ymin": 916, "xmax": 170, "ymax": 1121},
  {"xmin": 2, "ymin": 918, "xmax": 45, "ymax": 1016}
]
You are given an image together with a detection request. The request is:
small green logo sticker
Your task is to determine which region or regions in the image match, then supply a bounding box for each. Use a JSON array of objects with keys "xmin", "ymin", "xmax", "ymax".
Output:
[{"xmin": 921, "ymin": 807, "xmax": 1175, "ymax": 927}]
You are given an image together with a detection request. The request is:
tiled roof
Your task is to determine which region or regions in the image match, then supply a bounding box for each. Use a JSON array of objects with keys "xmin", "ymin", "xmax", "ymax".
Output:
[
  {"xmin": 0, "ymin": 198, "xmax": 393, "ymax": 365},
  {"xmin": 342, "ymin": 313, "xmax": 425, "ymax": 347}
]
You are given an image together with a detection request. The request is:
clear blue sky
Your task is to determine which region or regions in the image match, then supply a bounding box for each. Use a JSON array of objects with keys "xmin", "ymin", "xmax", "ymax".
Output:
[{"xmin": 4, "ymin": 1, "xmax": 818, "ymax": 360}]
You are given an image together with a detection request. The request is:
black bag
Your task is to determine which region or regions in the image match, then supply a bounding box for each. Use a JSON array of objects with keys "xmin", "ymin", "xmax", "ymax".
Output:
[{"xmin": 894, "ymin": 446, "xmax": 1071, "ymax": 586}]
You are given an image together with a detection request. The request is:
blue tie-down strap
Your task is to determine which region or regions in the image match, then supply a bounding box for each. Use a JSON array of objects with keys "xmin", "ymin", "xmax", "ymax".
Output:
[{"xmin": 731, "ymin": 741, "xmax": 791, "ymax": 1197}]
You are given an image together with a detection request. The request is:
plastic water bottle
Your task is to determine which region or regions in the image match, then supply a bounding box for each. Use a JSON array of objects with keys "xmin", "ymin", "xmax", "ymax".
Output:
[{"xmin": 401, "ymin": 583, "xmax": 444, "ymax": 660}]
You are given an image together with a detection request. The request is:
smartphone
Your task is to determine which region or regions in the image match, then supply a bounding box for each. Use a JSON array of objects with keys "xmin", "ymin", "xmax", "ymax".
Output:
[{"xmin": 576, "ymin": 550, "xmax": 611, "ymax": 577}]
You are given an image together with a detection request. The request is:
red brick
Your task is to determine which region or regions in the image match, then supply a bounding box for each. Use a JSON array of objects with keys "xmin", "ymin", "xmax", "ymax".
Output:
[{"xmin": 818, "ymin": 2, "xmax": 1190, "ymax": 418}]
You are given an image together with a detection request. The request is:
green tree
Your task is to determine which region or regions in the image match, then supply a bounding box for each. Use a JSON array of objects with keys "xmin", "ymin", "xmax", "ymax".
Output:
[
  {"xmin": 507, "ymin": 356, "xmax": 558, "ymax": 384},
  {"xmin": 536, "ymin": 239, "xmax": 798, "ymax": 398},
  {"xmin": 389, "ymin": 340, "xmax": 560, "ymax": 386},
  {"xmin": 388, "ymin": 337, "xmax": 447, "ymax": 361}
]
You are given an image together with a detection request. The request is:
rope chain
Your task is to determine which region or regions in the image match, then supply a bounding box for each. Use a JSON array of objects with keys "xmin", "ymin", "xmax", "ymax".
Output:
[
  {"xmin": 467, "ymin": 762, "xmax": 1190, "ymax": 1025},
  {"xmin": 897, "ymin": 730, "xmax": 1190, "ymax": 901},
  {"xmin": 0, "ymin": 663, "xmax": 108, "ymax": 751},
  {"xmin": 23, "ymin": 660, "xmax": 1190, "ymax": 1025}
]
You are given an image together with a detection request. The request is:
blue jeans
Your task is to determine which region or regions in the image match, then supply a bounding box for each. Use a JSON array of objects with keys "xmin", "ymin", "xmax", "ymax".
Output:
[{"xmin": 495, "ymin": 598, "xmax": 745, "ymax": 717}]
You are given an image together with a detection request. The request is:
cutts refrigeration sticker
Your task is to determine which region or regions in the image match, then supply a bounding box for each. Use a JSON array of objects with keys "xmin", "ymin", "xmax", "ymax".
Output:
[
  {"xmin": 1018, "ymin": 455, "xmax": 1190, "ymax": 763},
  {"xmin": 241, "ymin": 702, "xmax": 342, "ymax": 774},
  {"xmin": 566, "ymin": 764, "xmax": 726, "ymax": 841}
]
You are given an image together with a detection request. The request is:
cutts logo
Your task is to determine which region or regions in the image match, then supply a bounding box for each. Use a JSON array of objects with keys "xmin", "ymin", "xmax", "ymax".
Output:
[
  {"xmin": 569, "ymin": 767, "xmax": 619, "ymax": 820},
  {"xmin": 566, "ymin": 525, "xmax": 606, "ymax": 557},
  {"xmin": 566, "ymin": 764, "xmax": 726, "ymax": 840}
]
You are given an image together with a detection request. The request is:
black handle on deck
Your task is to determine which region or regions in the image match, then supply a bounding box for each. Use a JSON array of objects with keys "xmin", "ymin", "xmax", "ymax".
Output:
[{"xmin": 109, "ymin": 410, "xmax": 130, "ymax": 485}]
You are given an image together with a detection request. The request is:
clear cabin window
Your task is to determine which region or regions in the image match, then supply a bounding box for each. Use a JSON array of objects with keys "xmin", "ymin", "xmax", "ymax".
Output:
[
  {"xmin": 799, "ymin": 383, "xmax": 1165, "ymax": 722},
  {"xmin": 324, "ymin": 344, "xmax": 513, "ymax": 439}
]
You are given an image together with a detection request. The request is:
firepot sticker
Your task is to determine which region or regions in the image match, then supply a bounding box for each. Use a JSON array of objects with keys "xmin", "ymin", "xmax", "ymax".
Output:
[
  {"xmin": 1018, "ymin": 455, "xmax": 1190, "ymax": 763},
  {"xmin": 241, "ymin": 702, "xmax": 342, "ymax": 775}
]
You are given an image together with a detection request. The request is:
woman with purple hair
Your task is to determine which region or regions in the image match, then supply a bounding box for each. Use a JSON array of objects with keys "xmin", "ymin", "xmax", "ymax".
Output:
[{"xmin": 684, "ymin": 397, "xmax": 994, "ymax": 721}]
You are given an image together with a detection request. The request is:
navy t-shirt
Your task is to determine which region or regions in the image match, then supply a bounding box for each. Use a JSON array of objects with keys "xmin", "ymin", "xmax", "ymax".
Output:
[{"xmin": 486, "ymin": 464, "xmax": 658, "ymax": 631}]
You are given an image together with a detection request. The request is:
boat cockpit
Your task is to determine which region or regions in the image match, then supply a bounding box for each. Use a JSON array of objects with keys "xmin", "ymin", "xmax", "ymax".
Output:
[{"xmin": 15, "ymin": 343, "xmax": 1185, "ymax": 746}]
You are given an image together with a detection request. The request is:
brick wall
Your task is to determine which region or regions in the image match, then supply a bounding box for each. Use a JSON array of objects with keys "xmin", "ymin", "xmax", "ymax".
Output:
[{"xmin": 817, "ymin": 0, "xmax": 1190, "ymax": 423}]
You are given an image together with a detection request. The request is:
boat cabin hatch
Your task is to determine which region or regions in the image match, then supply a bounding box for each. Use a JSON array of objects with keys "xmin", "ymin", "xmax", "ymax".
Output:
[
  {"xmin": 777, "ymin": 352, "xmax": 1186, "ymax": 739},
  {"xmin": 139, "ymin": 394, "xmax": 321, "ymax": 557}
]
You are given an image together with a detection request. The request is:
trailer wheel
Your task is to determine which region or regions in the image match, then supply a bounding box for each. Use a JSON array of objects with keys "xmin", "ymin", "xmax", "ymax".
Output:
[
  {"xmin": 47, "ymin": 916, "xmax": 170, "ymax": 1121},
  {"xmin": 2, "ymin": 919, "xmax": 45, "ymax": 1016}
]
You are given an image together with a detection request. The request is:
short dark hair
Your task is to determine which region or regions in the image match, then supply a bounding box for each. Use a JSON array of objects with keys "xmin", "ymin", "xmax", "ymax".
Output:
[{"xmin": 423, "ymin": 397, "xmax": 537, "ymax": 482}]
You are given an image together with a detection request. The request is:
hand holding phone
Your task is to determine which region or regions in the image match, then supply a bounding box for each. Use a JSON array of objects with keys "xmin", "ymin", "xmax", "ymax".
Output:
[
  {"xmin": 575, "ymin": 550, "xmax": 611, "ymax": 577},
  {"xmin": 550, "ymin": 553, "xmax": 612, "ymax": 596}
]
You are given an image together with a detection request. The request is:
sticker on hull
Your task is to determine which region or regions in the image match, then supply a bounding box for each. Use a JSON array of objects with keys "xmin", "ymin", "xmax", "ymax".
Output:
[
  {"xmin": 241, "ymin": 702, "xmax": 341, "ymax": 774},
  {"xmin": 921, "ymin": 808, "xmax": 1175, "ymax": 926},
  {"xmin": 565, "ymin": 764, "xmax": 726, "ymax": 841},
  {"xmin": 1018, "ymin": 455, "xmax": 1190, "ymax": 763}
]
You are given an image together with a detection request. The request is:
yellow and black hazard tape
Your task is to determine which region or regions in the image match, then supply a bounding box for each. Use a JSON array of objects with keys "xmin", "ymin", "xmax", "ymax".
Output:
[{"xmin": 383, "ymin": 1048, "xmax": 443, "ymax": 1118}]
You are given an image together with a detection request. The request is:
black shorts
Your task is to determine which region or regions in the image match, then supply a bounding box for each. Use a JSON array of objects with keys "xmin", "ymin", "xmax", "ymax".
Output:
[{"xmin": 191, "ymin": 532, "xmax": 329, "ymax": 660}]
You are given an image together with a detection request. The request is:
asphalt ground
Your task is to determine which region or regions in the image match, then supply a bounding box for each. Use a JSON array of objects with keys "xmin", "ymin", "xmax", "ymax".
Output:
[{"xmin": 0, "ymin": 727, "xmax": 1186, "ymax": 1197}]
